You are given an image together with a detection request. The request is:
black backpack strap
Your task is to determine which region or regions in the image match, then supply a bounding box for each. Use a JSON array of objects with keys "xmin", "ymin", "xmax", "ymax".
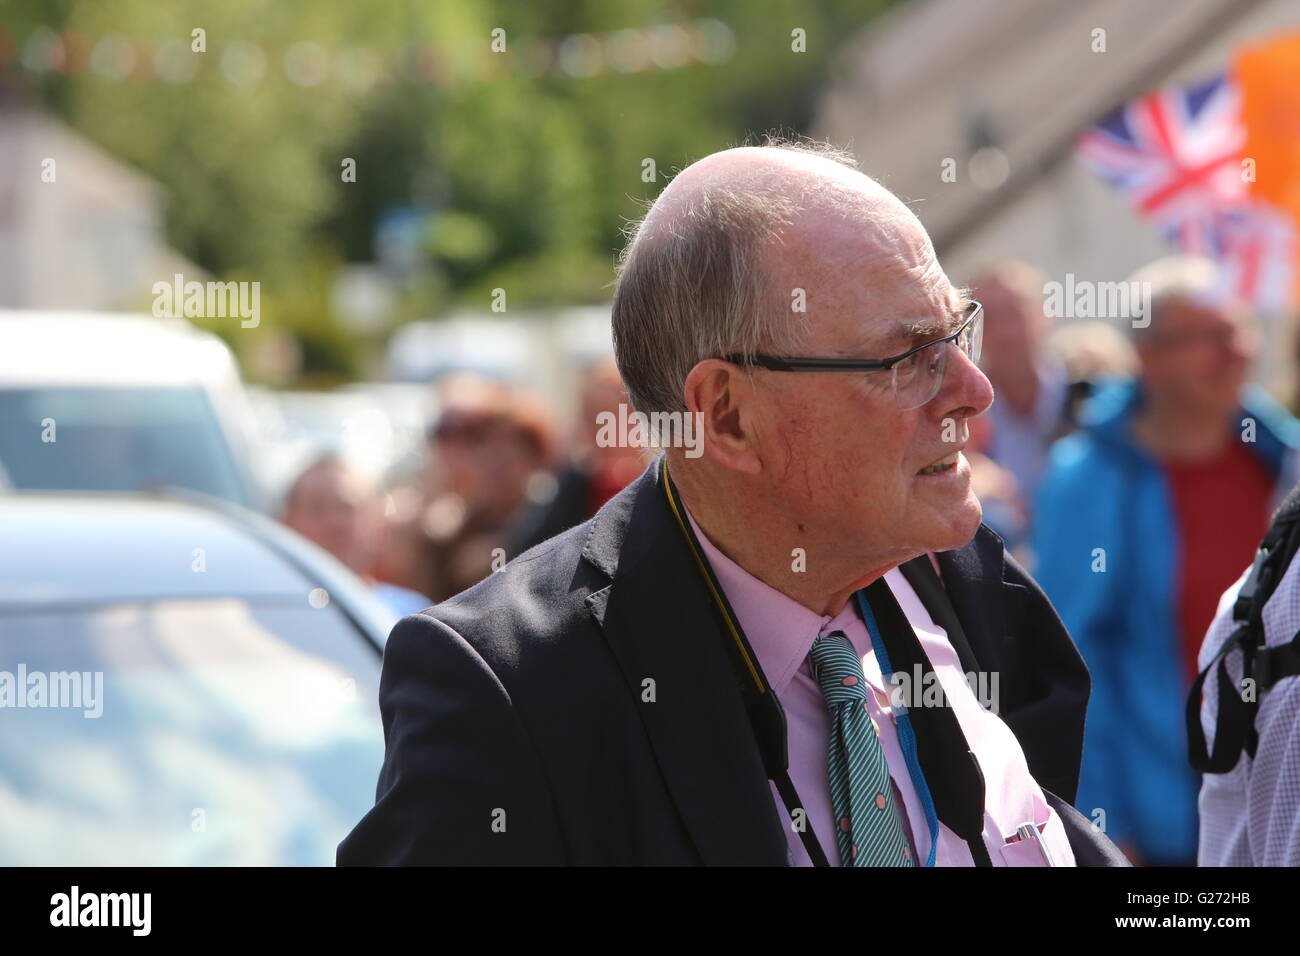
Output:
[
  {"xmin": 1188, "ymin": 480, "xmax": 1300, "ymax": 773},
  {"xmin": 1256, "ymin": 633, "xmax": 1300, "ymax": 692},
  {"xmin": 1186, "ymin": 621, "xmax": 1256, "ymax": 773}
]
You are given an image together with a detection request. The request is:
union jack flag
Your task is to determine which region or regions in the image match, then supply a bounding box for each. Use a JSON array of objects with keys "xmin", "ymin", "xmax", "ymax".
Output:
[{"xmin": 1076, "ymin": 73, "xmax": 1294, "ymax": 312}]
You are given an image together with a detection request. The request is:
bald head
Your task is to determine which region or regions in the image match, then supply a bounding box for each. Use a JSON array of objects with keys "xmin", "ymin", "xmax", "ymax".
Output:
[
  {"xmin": 643, "ymin": 145, "xmax": 901, "ymax": 238},
  {"xmin": 613, "ymin": 140, "xmax": 933, "ymax": 415}
]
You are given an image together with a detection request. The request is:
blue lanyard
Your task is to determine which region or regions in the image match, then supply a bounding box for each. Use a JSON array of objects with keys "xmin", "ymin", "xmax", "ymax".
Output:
[{"xmin": 854, "ymin": 588, "xmax": 940, "ymax": 868}]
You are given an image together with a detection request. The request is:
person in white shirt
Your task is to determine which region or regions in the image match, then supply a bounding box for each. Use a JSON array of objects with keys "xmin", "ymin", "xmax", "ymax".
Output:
[{"xmin": 1197, "ymin": 543, "xmax": 1300, "ymax": 866}]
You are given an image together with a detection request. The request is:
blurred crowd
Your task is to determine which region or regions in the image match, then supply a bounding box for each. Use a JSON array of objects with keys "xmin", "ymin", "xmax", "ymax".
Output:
[
  {"xmin": 277, "ymin": 356, "xmax": 647, "ymax": 618},
  {"xmin": 963, "ymin": 255, "xmax": 1298, "ymax": 867},
  {"xmin": 274, "ymin": 253, "xmax": 1300, "ymax": 869}
]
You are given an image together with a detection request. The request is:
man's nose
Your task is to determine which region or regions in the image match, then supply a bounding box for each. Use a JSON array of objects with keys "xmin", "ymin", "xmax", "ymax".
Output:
[{"xmin": 934, "ymin": 345, "xmax": 994, "ymax": 419}]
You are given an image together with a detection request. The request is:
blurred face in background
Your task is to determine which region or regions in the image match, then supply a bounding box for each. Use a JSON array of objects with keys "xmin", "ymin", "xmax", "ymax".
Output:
[
  {"xmin": 578, "ymin": 357, "xmax": 645, "ymax": 478},
  {"xmin": 1138, "ymin": 296, "xmax": 1254, "ymax": 418},
  {"xmin": 431, "ymin": 392, "xmax": 553, "ymax": 523},
  {"xmin": 475, "ymin": 418, "xmax": 549, "ymax": 520},
  {"xmin": 431, "ymin": 406, "xmax": 501, "ymax": 504},
  {"xmin": 282, "ymin": 460, "xmax": 379, "ymax": 574},
  {"xmin": 969, "ymin": 270, "xmax": 1046, "ymax": 388},
  {"xmin": 578, "ymin": 359, "xmax": 627, "ymax": 452}
]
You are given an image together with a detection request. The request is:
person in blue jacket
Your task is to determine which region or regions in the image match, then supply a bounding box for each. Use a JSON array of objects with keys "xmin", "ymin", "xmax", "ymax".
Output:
[{"xmin": 1033, "ymin": 258, "xmax": 1299, "ymax": 865}]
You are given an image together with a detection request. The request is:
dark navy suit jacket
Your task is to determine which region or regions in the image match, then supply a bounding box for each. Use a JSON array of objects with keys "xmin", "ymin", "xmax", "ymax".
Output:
[{"xmin": 338, "ymin": 455, "xmax": 1127, "ymax": 865}]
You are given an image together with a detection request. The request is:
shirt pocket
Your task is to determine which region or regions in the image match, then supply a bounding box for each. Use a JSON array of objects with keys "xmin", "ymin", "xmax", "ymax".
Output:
[
  {"xmin": 996, "ymin": 786, "xmax": 1062, "ymax": 867},
  {"xmin": 997, "ymin": 824, "xmax": 1054, "ymax": 867}
]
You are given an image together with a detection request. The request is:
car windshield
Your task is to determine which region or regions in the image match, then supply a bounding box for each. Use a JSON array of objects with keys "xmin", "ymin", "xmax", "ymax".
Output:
[
  {"xmin": 0, "ymin": 597, "xmax": 384, "ymax": 865},
  {"xmin": 0, "ymin": 386, "xmax": 252, "ymax": 506}
]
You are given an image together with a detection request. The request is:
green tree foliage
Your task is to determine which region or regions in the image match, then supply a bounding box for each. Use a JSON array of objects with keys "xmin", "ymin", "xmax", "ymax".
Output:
[{"xmin": 2, "ymin": 0, "xmax": 892, "ymax": 381}]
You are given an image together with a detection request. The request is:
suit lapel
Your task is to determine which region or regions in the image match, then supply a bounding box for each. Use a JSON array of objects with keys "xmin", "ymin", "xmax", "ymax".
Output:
[
  {"xmin": 581, "ymin": 456, "xmax": 789, "ymax": 865},
  {"xmin": 930, "ymin": 528, "xmax": 1089, "ymax": 803},
  {"xmin": 932, "ymin": 525, "xmax": 1020, "ymax": 679}
]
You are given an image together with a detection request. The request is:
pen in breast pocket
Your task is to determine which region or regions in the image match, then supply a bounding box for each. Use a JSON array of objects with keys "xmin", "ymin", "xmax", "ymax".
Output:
[{"xmin": 1013, "ymin": 822, "xmax": 1057, "ymax": 867}]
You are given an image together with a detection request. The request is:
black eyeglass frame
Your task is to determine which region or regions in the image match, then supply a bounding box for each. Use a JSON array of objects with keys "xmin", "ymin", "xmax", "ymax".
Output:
[{"xmin": 721, "ymin": 300, "xmax": 983, "ymax": 373}]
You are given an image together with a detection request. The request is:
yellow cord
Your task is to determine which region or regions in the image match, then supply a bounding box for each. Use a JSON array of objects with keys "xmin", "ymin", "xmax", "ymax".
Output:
[{"xmin": 660, "ymin": 458, "xmax": 767, "ymax": 695}]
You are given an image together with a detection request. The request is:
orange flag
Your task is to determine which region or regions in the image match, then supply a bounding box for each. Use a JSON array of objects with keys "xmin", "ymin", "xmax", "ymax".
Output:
[{"xmin": 1236, "ymin": 31, "xmax": 1300, "ymax": 306}]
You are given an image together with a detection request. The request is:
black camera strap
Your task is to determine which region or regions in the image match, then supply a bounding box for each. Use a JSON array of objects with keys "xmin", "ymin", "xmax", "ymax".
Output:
[{"xmin": 660, "ymin": 458, "xmax": 830, "ymax": 867}]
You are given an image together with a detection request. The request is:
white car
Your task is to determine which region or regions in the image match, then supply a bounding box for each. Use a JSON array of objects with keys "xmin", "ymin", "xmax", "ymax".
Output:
[
  {"xmin": 0, "ymin": 311, "xmax": 264, "ymax": 509},
  {"xmin": 0, "ymin": 491, "xmax": 393, "ymax": 865}
]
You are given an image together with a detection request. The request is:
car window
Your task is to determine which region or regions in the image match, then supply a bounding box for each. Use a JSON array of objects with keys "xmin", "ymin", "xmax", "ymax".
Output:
[
  {"xmin": 0, "ymin": 387, "xmax": 252, "ymax": 506},
  {"xmin": 0, "ymin": 597, "xmax": 384, "ymax": 865}
]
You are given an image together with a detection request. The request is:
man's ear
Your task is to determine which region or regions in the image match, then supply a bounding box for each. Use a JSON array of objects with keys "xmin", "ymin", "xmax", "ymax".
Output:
[{"xmin": 682, "ymin": 359, "xmax": 763, "ymax": 475}]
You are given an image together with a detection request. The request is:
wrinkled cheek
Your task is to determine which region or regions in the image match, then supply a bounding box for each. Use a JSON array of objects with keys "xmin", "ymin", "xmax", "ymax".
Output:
[{"xmin": 768, "ymin": 401, "xmax": 828, "ymax": 484}]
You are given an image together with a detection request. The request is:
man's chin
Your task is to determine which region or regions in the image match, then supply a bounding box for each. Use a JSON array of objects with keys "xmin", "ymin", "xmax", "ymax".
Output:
[{"xmin": 923, "ymin": 496, "xmax": 984, "ymax": 554}]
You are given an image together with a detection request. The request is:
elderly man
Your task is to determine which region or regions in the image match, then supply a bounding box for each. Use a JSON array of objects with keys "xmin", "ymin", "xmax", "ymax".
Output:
[{"xmin": 339, "ymin": 141, "xmax": 1122, "ymax": 866}]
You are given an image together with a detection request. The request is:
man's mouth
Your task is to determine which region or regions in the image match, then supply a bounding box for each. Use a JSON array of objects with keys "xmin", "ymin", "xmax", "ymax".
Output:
[{"xmin": 917, "ymin": 453, "xmax": 960, "ymax": 476}]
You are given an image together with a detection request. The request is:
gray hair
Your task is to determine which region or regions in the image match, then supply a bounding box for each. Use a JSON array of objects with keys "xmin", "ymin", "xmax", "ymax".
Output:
[
  {"xmin": 611, "ymin": 137, "xmax": 861, "ymax": 414},
  {"xmin": 1125, "ymin": 254, "xmax": 1224, "ymax": 341}
]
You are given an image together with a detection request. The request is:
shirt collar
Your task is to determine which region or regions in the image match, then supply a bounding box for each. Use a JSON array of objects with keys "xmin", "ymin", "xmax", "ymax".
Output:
[{"xmin": 682, "ymin": 503, "xmax": 861, "ymax": 694}]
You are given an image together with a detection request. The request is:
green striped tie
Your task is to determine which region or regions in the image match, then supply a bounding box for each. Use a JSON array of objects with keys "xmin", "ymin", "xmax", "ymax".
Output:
[{"xmin": 809, "ymin": 630, "xmax": 915, "ymax": 867}]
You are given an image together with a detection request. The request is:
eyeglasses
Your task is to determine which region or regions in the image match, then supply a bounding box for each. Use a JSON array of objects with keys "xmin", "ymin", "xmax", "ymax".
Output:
[{"xmin": 722, "ymin": 300, "xmax": 983, "ymax": 411}]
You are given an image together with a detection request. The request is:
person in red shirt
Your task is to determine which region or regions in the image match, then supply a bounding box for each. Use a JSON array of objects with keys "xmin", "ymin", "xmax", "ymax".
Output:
[
  {"xmin": 1128, "ymin": 290, "xmax": 1276, "ymax": 682},
  {"xmin": 1036, "ymin": 255, "xmax": 1300, "ymax": 866},
  {"xmin": 1164, "ymin": 444, "xmax": 1273, "ymax": 682}
]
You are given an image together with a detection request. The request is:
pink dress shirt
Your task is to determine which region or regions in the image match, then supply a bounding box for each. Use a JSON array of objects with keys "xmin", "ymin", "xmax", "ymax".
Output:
[{"xmin": 685, "ymin": 509, "xmax": 1075, "ymax": 867}]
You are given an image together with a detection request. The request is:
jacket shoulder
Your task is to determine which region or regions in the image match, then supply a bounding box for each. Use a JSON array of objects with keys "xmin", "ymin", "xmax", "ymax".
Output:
[
  {"xmin": 416, "ymin": 516, "xmax": 611, "ymax": 689},
  {"xmin": 338, "ymin": 608, "xmax": 570, "ymax": 864}
]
